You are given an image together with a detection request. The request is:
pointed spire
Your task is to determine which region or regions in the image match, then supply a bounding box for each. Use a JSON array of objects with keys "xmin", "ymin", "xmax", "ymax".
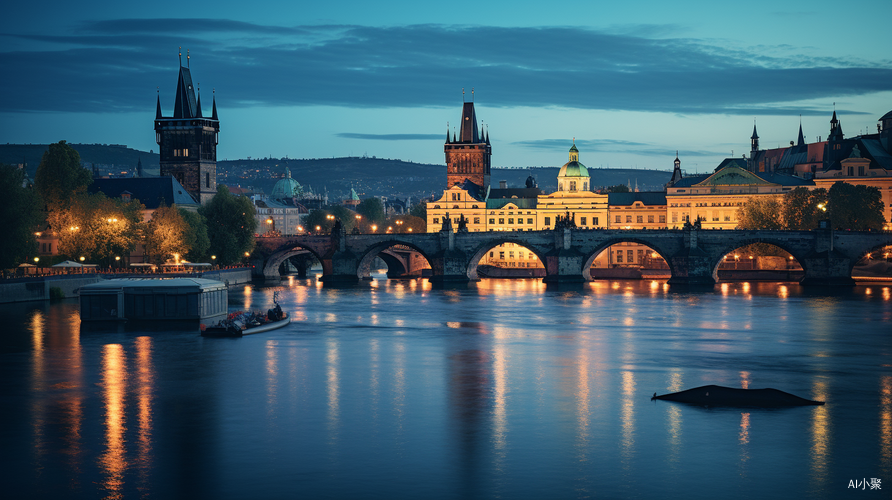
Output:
[
  {"xmin": 751, "ymin": 120, "xmax": 760, "ymax": 151},
  {"xmin": 196, "ymin": 84, "xmax": 203, "ymax": 118},
  {"xmin": 446, "ymin": 122, "xmax": 450, "ymax": 143},
  {"xmin": 797, "ymin": 117, "xmax": 805, "ymax": 146},
  {"xmin": 459, "ymin": 101, "xmax": 479, "ymax": 143},
  {"xmin": 211, "ymin": 89, "xmax": 218, "ymax": 121},
  {"xmin": 751, "ymin": 121, "xmax": 759, "ymax": 140},
  {"xmin": 155, "ymin": 88, "xmax": 162, "ymax": 119}
]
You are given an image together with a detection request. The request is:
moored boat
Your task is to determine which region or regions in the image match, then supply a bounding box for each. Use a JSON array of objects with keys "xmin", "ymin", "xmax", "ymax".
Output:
[{"xmin": 201, "ymin": 293, "xmax": 290, "ymax": 337}]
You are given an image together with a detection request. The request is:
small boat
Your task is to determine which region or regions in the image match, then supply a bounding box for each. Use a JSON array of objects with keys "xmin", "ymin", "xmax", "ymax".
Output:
[
  {"xmin": 201, "ymin": 293, "xmax": 290, "ymax": 337},
  {"xmin": 652, "ymin": 384, "xmax": 824, "ymax": 407}
]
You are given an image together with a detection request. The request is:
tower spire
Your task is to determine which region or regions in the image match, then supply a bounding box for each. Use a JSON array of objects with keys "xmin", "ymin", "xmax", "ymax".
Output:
[
  {"xmin": 196, "ymin": 83, "xmax": 203, "ymax": 118},
  {"xmin": 211, "ymin": 88, "xmax": 218, "ymax": 121},
  {"xmin": 797, "ymin": 116, "xmax": 805, "ymax": 146},
  {"xmin": 155, "ymin": 87, "xmax": 162, "ymax": 119},
  {"xmin": 751, "ymin": 120, "xmax": 760, "ymax": 152}
]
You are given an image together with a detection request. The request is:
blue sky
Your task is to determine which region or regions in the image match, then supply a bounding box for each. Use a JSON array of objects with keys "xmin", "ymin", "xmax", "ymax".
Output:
[{"xmin": 2, "ymin": 0, "xmax": 891, "ymax": 172}]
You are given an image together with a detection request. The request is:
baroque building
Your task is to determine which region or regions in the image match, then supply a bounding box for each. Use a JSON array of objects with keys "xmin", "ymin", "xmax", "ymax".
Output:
[{"xmin": 154, "ymin": 51, "xmax": 219, "ymax": 204}]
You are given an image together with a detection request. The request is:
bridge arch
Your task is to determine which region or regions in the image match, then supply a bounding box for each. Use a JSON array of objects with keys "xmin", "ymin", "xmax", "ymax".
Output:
[
  {"xmin": 709, "ymin": 236, "xmax": 808, "ymax": 282},
  {"xmin": 357, "ymin": 240, "xmax": 433, "ymax": 279},
  {"xmin": 582, "ymin": 237, "xmax": 676, "ymax": 281},
  {"xmin": 466, "ymin": 237, "xmax": 550, "ymax": 280},
  {"xmin": 264, "ymin": 245, "xmax": 325, "ymax": 278}
]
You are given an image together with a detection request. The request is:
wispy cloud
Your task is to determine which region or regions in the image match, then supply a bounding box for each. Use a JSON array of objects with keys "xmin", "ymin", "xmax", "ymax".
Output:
[
  {"xmin": 514, "ymin": 138, "xmax": 723, "ymax": 158},
  {"xmin": 337, "ymin": 133, "xmax": 443, "ymax": 140},
  {"xmin": 2, "ymin": 21, "xmax": 890, "ymax": 115}
]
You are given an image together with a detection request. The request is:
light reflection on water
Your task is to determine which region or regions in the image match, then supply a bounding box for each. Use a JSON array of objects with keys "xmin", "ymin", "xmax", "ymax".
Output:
[{"xmin": 3, "ymin": 279, "xmax": 891, "ymax": 499}]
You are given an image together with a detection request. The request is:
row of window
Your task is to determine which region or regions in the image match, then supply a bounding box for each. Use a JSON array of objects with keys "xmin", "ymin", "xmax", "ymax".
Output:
[{"xmin": 614, "ymin": 215, "xmax": 666, "ymax": 224}]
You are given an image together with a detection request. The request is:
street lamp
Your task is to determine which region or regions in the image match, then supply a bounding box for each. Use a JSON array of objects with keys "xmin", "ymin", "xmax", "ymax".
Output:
[
  {"xmin": 371, "ymin": 224, "xmax": 377, "ymax": 233},
  {"xmin": 79, "ymin": 256, "xmax": 85, "ymax": 262},
  {"xmin": 33, "ymin": 257, "xmax": 39, "ymax": 263},
  {"xmin": 211, "ymin": 255, "xmax": 217, "ymax": 267},
  {"xmin": 396, "ymin": 220, "xmax": 403, "ymax": 233}
]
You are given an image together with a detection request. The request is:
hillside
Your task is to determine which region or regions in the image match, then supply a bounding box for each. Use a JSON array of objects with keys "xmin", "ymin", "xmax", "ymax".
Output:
[{"xmin": 0, "ymin": 143, "xmax": 673, "ymax": 198}]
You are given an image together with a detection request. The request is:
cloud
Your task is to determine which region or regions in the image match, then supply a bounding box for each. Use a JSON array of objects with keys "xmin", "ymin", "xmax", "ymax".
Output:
[
  {"xmin": 1, "ymin": 22, "xmax": 890, "ymax": 116},
  {"xmin": 513, "ymin": 138, "xmax": 723, "ymax": 158},
  {"xmin": 337, "ymin": 133, "xmax": 443, "ymax": 140}
]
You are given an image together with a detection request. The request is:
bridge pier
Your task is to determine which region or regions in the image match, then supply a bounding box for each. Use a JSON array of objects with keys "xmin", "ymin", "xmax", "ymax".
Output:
[
  {"xmin": 665, "ymin": 226, "xmax": 716, "ymax": 286},
  {"xmin": 542, "ymin": 229, "xmax": 586, "ymax": 283},
  {"xmin": 428, "ymin": 229, "xmax": 470, "ymax": 284},
  {"xmin": 799, "ymin": 252, "xmax": 856, "ymax": 286}
]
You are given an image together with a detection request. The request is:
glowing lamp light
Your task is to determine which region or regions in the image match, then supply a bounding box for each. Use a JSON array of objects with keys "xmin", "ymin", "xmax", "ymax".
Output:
[
  {"xmin": 316, "ymin": 225, "xmax": 321, "ymax": 231},
  {"xmin": 115, "ymin": 256, "xmax": 120, "ymax": 261},
  {"xmin": 33, "ymin": 257, "xmax": 39, "ymax": 263},
  {"xmin": 244, "ymin": 252, "xmax": 251, "ymax": 257},
  {"xmin": 211, "ymin": 255, "xmax": 217, "ymax": 261},
  {"xmin": 79, "ymin": 256, "xmax": 85, "ymax": 262}
]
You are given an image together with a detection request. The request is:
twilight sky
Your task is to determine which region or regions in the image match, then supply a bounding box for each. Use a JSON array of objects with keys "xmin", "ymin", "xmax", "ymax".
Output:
[{"xmin": 2, "ymin": 0, "xmax": 891, "ymax": 173}]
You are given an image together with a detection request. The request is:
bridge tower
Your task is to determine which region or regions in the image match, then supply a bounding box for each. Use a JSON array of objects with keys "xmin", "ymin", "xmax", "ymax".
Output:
[
  {"xmin": 445, "ymin": 93, "xmax": 491, "ymax": 191},
  {"xmin": 155, "ymin": 49, "xmax": 219, "ymax": 204}
]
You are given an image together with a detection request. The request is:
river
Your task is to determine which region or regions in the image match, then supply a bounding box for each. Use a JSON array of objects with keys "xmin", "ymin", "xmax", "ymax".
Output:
[{"xmin": 2, "ymin": 276, "xmax": 890, "ymax": 499}]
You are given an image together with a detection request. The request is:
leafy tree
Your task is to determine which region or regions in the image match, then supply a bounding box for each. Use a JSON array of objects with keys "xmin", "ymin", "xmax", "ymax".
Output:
[
  {"xmin": 389, "ymin": 215, "xmax": 425, "ymax": 234},
  {"xmin": 34, "ymin": 141, "xmax": 92, "ymax": 208},
  {"xmin": 827, "ymin": 182, "xmax": 885, "ymax": 230},
  {"xmin": 48, "ymin": 191, "xmax": 143, "ymax": 265},
  {"xmin": 782, "ymin": 187, "xmax": 827, "ymax": 230},
  {"xmin": 356, "ymin": 197, "xmax": 385, "ymax": 224},
  {"xmin": 144, "ymin": 203, "xmax": 189, "ymax": 264},
  {"xmin": 180, "ymin": 209, "xmax": 210, "ymax": 262},
  {"xmin": 409, "ymin": 202, "xmax": 426, "ymax": 222},
  {"xmin": 331, "ymin": 205, "xmax": 358, "ymax": 232},
  {"xmin": 199, "ymin": 185, "xmax": 257, "ymax": 265},
  {"xmin": 736, "ymin": 196, "xmax": 784, "ymax": 230},
  {"xmin": 305, "ymin": 209, "xmax": 334, "ymax": 234},
  {"xmin": 606, "ymin": 184, "xmax": 630, "ymax": 193},
  {"xmin": 0, "ymin": 164, "xmax": 40, "ymax": 268}
]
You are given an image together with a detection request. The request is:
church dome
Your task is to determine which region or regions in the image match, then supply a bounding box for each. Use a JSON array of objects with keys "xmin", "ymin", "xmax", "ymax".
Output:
[
  {"xmin": 270, "ymin": 167, "xmax": 303, "ymax": 200},
  {"xmin": 558, "ymin": 142, "xmax": 589, "ymax": 178}
]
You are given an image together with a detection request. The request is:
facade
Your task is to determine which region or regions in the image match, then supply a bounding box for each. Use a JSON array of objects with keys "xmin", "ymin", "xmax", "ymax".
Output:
[
  {"xmin": 536, "ymin": 145, "xmax": 608, "ymax": 230},
  {"xmin": 603, "ymin": 192, "xmax": 667, "ymax": 267},
  {"xmin": 667, "ymin": 163, "xmax": 814, "ymax": 229},
  {"xmin": 155, "ymin": 52, "xmax": 219, "ymax": 204},
  {"xmin": 254, "ymin": 167, "xmax": 310, "ymax": 236}
]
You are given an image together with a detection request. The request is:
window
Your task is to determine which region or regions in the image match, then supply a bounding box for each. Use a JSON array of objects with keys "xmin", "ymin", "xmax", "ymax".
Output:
[
  {"xmin": 724, "ymin": 215, "xmax": 731, "ymax": 221},
  {"xmin": 570, "ymin": 181, "xmax": 577, "ymax": 191},
  {"xmin": 627, "ymin": 250, "xmax": 634, "ymax": 263},
  {"xmin": 527, "ymin": 218, "xmax": 533, "ymax": 225},
  {"xmin": 616, "ymin": 251, "xmax": 623, "ymax": 263},
  {"xmin": 593, "ymin": 217, "xmax": 598, "ymax": 226},
  {"xmin": 626, "ymin": 215, "xmax": 632, "ymax": 223},
  {"xmin": 581, "ymin": 217, "xmax": 587, "ymax": 226},
  {"xmin": 659, "ymin": 215, "xmax": 666, "ymax": 223},
  {"xmin": 452, "ymin": 193, "xmax": 459, "ymax": 201},
  {"xmin": 499, "ymin": 218, "xmax": 504, "ymax": 224},
  {"xmin": 473, "ymin": 217, "xmax": 480, "ymax": 224},
  {"xmin": 499, "ymin": 251, "xmax": 505, "ymax": 259},
  {"xmin": 637, "ymin": 249, "xmax": 644, "ymax": 262},
  {"xmin": 544, "ymin": 217, "xmax": 551, "ymax": 226},
  {"xmin": 671, "ymin": 213, "xmax": 678, "ymax": 223},
  {"xmin": 615, "ymin": 215, "xmax": 621, "ymax": 223},
  {"xmin": 648, "ymin": 215, "xmax": 654, "ymax": 223},
  {"xmin": 508, "ymin": 218, "xmax": 514, "ymax": 224},
  {"xmin": 433, "ymin": 218, "xmax": 439, "ymax": 224},
  {"xmin": 848, "ymin": 166, "xmax": 854, "ymax": 176},
  {"xmin": 206, "ymin": 172, "xmax": 210, "ymax": 188},
  {"xmin": 637, "ymin": 216, "xmax": 643, "ymax": 223},
  {"xmin": 858, "ymin": 166, "xmax": 865, "ymax": 176}
]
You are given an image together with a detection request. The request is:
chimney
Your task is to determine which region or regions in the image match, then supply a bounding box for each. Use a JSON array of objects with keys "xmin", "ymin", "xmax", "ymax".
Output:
[{"xmin": 499, "ymin": 180, "xmax": 507, "ymax": 189}]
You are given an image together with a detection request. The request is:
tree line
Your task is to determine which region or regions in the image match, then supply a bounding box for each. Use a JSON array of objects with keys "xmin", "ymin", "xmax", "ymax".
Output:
[
  {"xmin": 1, "ymin": 141, "xmax": 256, "ymax": 270},
  {"xmin": 736, "ymin": 183, "xmax": 885, "ymax": 231}
]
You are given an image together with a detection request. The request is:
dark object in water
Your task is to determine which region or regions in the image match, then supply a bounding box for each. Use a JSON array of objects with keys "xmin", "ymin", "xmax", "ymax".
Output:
[{"xmin": 651, "ymin": 385, "xmax": 824, "ymax": 407}]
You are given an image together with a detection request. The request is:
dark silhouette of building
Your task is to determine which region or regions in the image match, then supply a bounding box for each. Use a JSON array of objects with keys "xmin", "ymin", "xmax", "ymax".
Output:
[
  {"xmin": 445, "ymin": 95, "xmax": 491, "ymax": 191},
  {"xmin": 154, "ymin": 50, "xmax": 219, "ymax": 204}
]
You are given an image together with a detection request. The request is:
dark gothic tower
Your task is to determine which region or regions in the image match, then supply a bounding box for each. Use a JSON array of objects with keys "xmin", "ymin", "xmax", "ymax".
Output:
[
  {"xmin": 827, "ymin": 109, "xmax": 845, "ymax": 166},
  {"xmin": 750, "ymin": 122, "xmax": 760, "ymax": 153},
  {"xmin": 881, "ymin": 108, "xmax": 892, "ymax": 155},
  {"xmin": 155, "ymin": 50, "xmax": 219, "ymax": 203},
  {"xmin": 444, "ymin": 95, "xmax": 491, "ymax": 190}
]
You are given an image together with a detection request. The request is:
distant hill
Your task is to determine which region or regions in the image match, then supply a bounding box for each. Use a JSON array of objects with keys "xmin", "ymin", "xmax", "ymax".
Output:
[
  {"xmin": 0, "ymin": 143, "xmax": 161, "ymax": 177},
  {"xmin": 0, "ymin": 143, "xmax": 673, "ymax": 197}
]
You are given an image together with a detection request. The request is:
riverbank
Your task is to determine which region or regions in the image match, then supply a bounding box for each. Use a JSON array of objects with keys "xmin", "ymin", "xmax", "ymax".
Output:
[{"xmin": 0, "ymin": 267, "xmax": 252, "ymax": 303}]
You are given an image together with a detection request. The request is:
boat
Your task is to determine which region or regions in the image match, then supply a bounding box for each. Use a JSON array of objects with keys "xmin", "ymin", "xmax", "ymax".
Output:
[
  {"xmin": 201, "ymin": 292, "xmax": 290, "ymax": 337},
  {"xmin": 651, "ymin": 384, "xmax": 824, "ymax": 407}
]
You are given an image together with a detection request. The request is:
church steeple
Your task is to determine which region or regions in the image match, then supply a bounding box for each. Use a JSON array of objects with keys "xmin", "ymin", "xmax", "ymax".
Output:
[
  {"xmin": 196, "ymin": 88, "xmax": 203, "ymax": 118},
  {"xmin": 155, "ymin": 91, "xmax": 162, "ymax": 120},
  {"xmin": 751, "ymin": 122, "xmax": 760, "ymax": 152},
  {"xmin": 211, "ymin": 91, "xmax": 218, "ymax": 121},
  {"xmin": 669, "ymin": 151, "xmax": 683, "ymax": 186},
  {"xmin": 444, "ymin": 93, "xmax": 491, "ymax": 190},
  {"xmin": 797, "ymin": 119, "xmax": 805, "ymax": 147}
]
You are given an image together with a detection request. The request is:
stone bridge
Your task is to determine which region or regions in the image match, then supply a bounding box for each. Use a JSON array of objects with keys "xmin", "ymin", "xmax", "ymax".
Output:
[{"xmin": 252, "ymin": 227, "xmax": 892, "ymax": 286}]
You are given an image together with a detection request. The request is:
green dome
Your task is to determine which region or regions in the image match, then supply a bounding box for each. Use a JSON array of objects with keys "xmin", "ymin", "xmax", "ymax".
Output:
[
  {"xmin": 558, "ymin": 161, "xmax": 589, "ymax": 178},
  {"xmin": 270, "ymin": 167, "xmax": 303, "ymax": 199}
]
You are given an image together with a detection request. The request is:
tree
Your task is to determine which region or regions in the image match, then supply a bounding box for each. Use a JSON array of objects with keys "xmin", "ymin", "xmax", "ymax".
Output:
[
  {"xmin": 180, "ymin": 209, "xmax": 210, "ymax": 262},
  {"xmin": 409, "ymin": 202, "xmax": 427, "ymax": 222},
  {"xmin": 356, "ymin": 197, "xmax": 385, "ymax": 224},
  {"xmin": 0, "ymin": 164, "xmax": 40, "ymax": 269},
  {"xmin": 331, "ymin": 205, "xmax": 358, "ymax": 232},
  {"xmin": 199, "ymin": 185, "xmax": 257, "ymax": 265},
  {"xmin": 827, "ymin": 182, "xmax": 885, "ymax": 230},
  {"xmin": 606, "ymin": 184, "xmax": 630, "ymax": 193},
  {"xmin": 47, "ymin": 191, "xmax": 143, "ymax": 265},
  {"xmin": 144, "ymin": 203, "xmax": 189, "ymax": 264},
  {"xmin": 736, "ymin": 196, "xmax": 784, "ymax": 230},
  {"xmin": 305, "ymin": 209, "xmax": 334, "ymax": 234},
  {"xmin": 34, "ymin": 141, "xmax": 92, "ymax": 208},
  {"xmin": 782, "ymin": 187, "xmax": 827, "ymax": 230}
]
